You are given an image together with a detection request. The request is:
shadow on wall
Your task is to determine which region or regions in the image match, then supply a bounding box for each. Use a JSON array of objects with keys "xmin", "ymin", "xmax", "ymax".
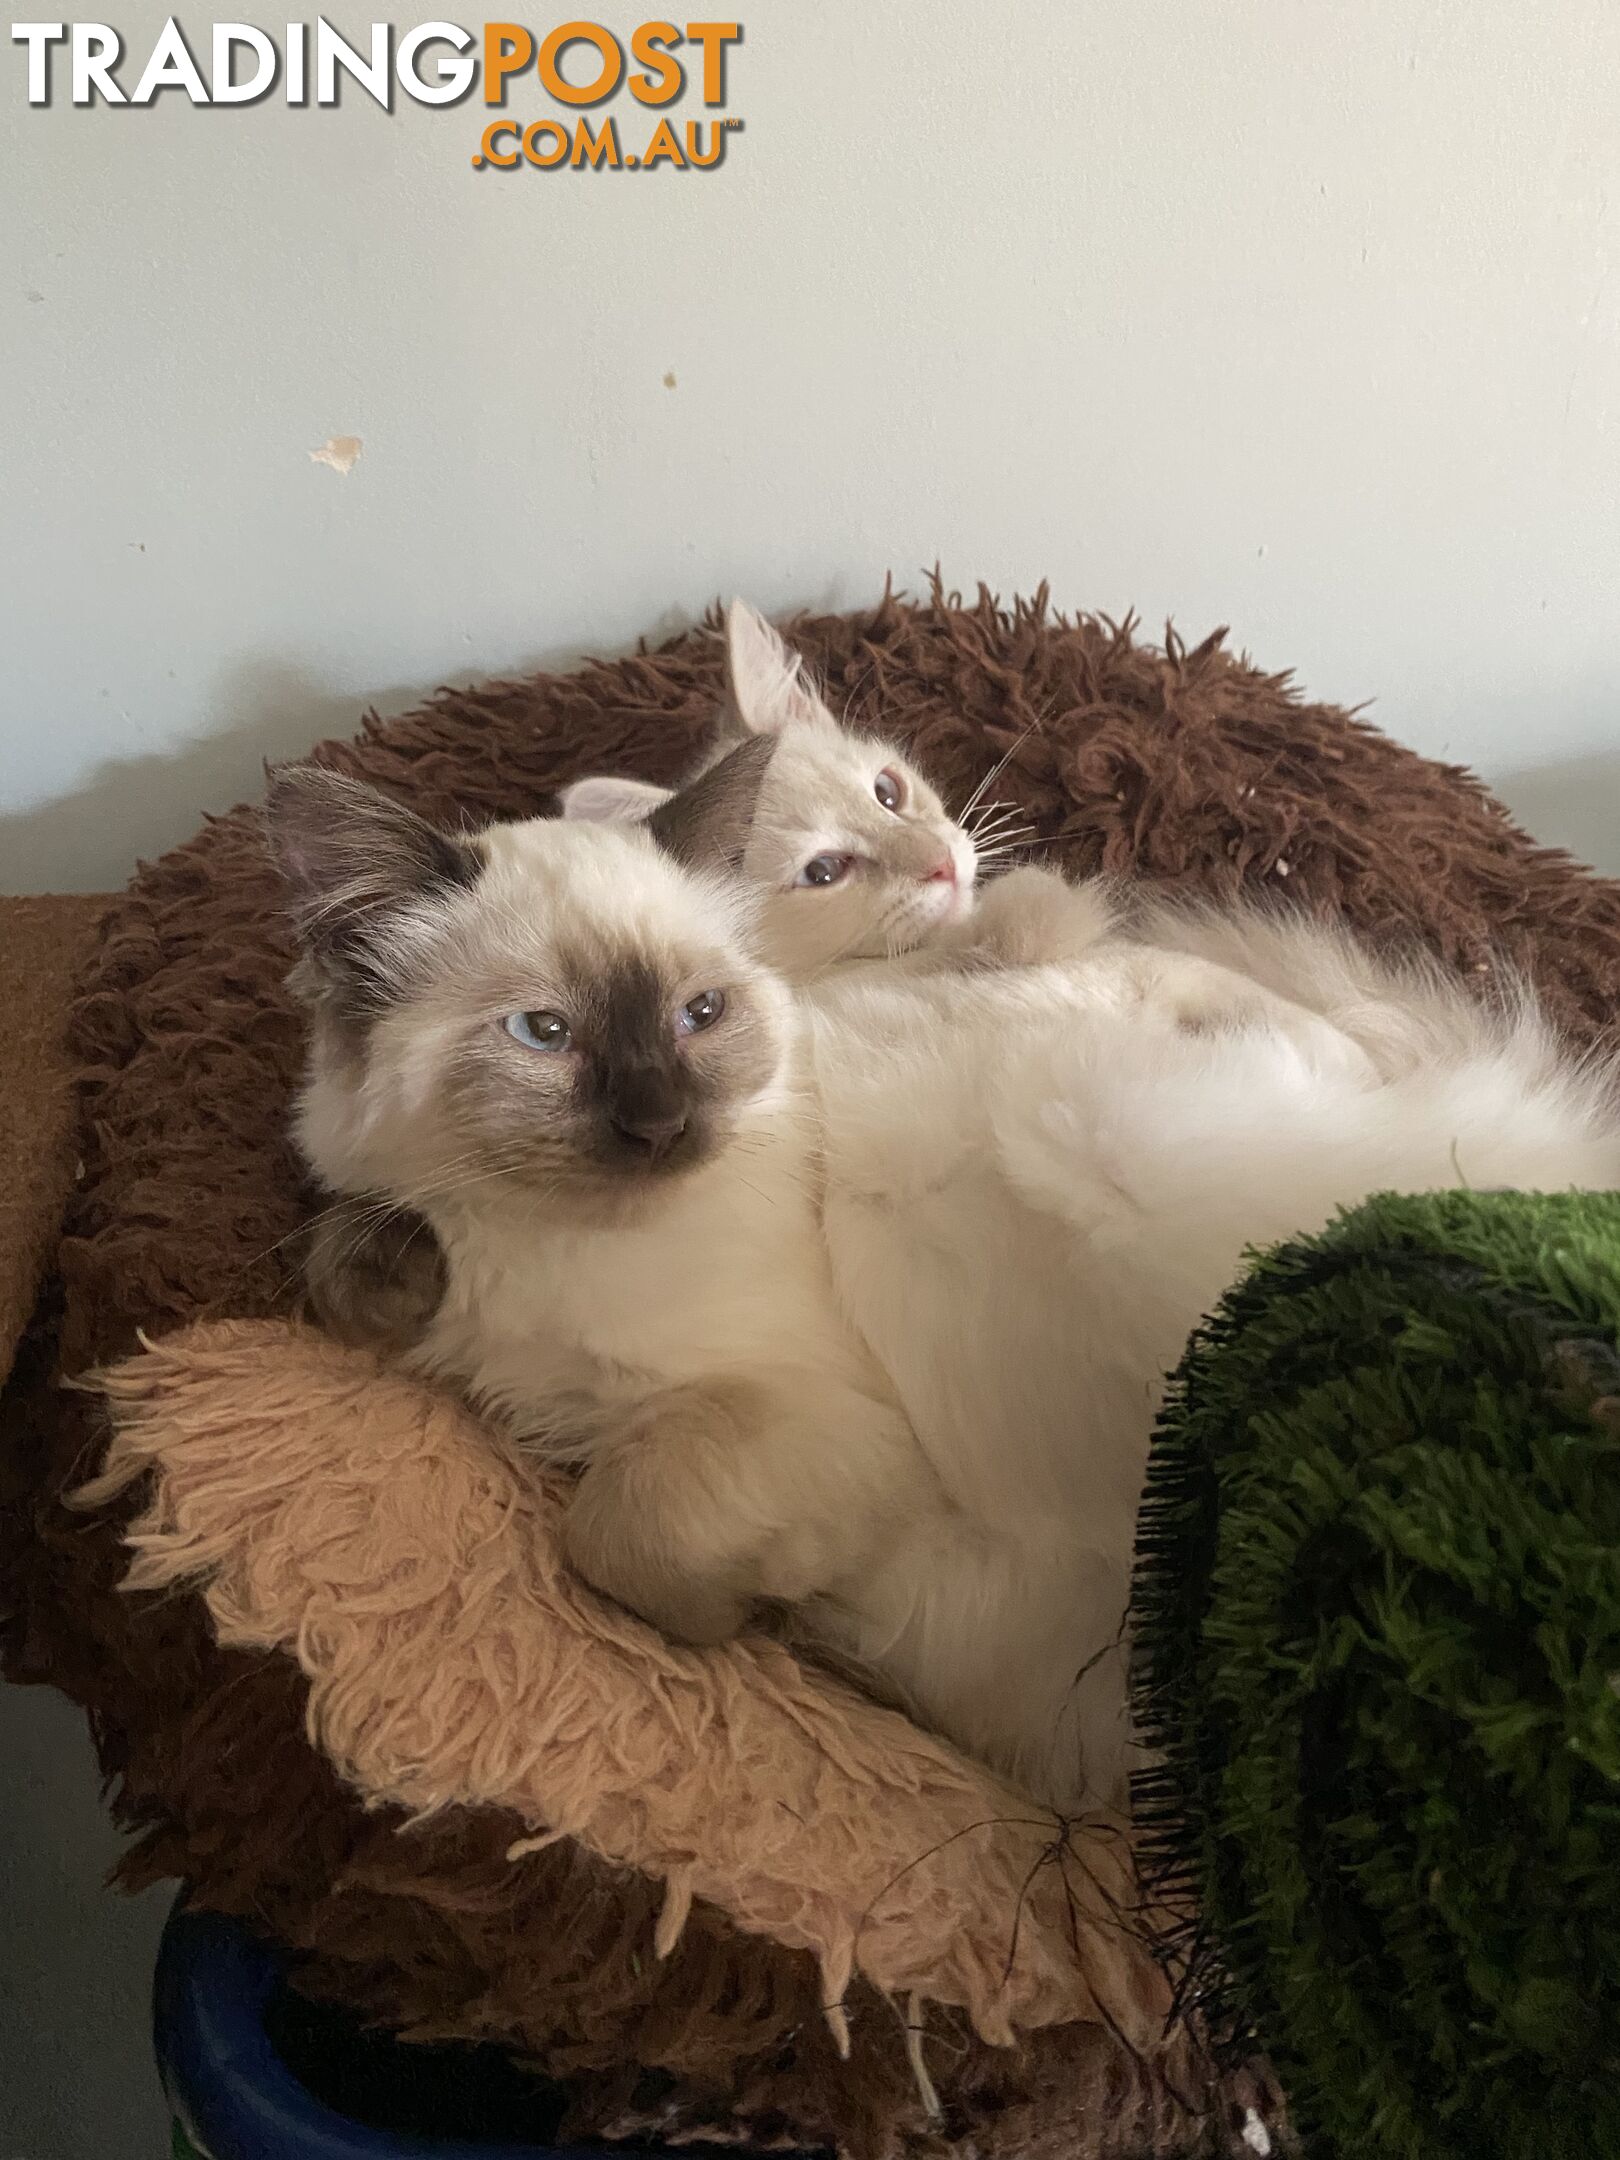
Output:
[
  {"xmin": 0, "ymin": 662, "xmax": 450, "ymax": 895},
  {"xmin": 0, "ymin": 632, "xmax": 616, "ymax": 897},
  {"xmin": 7, "ymin": 643, "xmax": 1618, "ymax": 895},
  {"xmin": 1491, "ymin": 750, "xmax": 1620, "ymax": 880}
]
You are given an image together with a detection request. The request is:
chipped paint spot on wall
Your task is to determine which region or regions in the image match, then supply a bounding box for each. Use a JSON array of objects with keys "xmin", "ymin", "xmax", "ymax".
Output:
[{"xmin": 308, "ymin": 435, "xmax": 362, "ymax": 477}]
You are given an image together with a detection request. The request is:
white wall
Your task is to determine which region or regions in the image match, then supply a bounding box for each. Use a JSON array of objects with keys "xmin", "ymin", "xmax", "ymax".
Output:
[{"xmin": 6, "ymin": 0, "xmax": 1620, "ymax": 892}]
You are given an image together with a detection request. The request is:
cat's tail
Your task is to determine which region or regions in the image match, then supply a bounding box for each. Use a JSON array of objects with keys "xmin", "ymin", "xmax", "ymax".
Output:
[
  {"xmin": 994, "ymin": 987, "xmax": 1620, "ymax": 1284},
  {"xmin": 1124, "ymin": 894, "xmax": 1591, "ymax": 1085}
]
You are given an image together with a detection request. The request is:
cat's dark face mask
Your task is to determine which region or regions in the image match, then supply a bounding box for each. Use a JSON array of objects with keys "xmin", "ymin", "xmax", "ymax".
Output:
[{"xmin": 267, "ymin": 736, "xmax": 785, "ymax": 1207}]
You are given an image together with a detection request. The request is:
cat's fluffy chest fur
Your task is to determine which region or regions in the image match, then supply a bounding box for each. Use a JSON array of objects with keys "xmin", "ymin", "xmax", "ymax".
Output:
[
  {"xmin": 399, "ymin": 1035, "xmax": 957, "ymax": 1642},
  {"xmin": 414, "ymin": 1067, "xmax": 832, "ymax": 1433}
]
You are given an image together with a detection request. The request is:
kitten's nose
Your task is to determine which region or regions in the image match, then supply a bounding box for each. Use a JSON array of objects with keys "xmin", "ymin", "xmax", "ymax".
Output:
[
  {"xmin": 611, "ymin": 1108, "xmax": 689, "ymax": 1161},
  {"xmin": 923, "ymin": 854, "xmax": 958, "ymax": 885}
]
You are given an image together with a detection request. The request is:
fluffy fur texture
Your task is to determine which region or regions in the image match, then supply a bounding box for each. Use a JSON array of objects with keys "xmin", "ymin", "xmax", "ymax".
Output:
[
  {"xmin": 302, "ymin": 602, "xmax": 985, "ymax": 1346},
  {"xmin": 272, "ymin": 744, "xmax": 956, "ymax": 1661},
  {"xmin": 555, "ymin": 628, "xmax": 1620, "ymax": 1814},
  {"xmin": 286, "ymin": 607, "xmax": 1620, "ymax": 1820},
  {"xmin": 0, "ymin": 895, "xmax": 108, "ymax": 1388},
  {"xmin": 82, "ymin": 1318, "xmax": 1163, "ymax": 2058},
  {"xmin": 281, "ymin": 612, "xmax": 1027, "ymax": 1712},
  {"xmin": 279, "ymin": 659, "xmax": 1231, "ymax": 1796},
  {"xmin": 803, "ymin": 884, "xmax": 1620, "ymax": 1805},
  {"xmin": 15, "ymin": 585, "xmax": 1620, "ymax": 2157}
]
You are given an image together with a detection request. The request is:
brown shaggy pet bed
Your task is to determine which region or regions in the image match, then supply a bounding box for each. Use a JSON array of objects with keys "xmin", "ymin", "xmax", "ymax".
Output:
[
  {"xmin": 7, "ymin": 581, "xmax": 1620, "ymax": 2158},
  {"xmin": 0, "ymin": 893, "xmax": 109, "ymax": 1388}
]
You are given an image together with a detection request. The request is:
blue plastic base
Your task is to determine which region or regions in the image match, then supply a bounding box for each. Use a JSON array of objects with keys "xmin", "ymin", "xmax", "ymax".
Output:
[{"xmin": 153, "ymin": 1905, "xmax": 765, "ymax": 2159}]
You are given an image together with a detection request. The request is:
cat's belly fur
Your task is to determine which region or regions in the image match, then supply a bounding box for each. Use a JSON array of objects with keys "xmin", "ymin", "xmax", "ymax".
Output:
[
  {"xmin": 806, "ymin": 949, "xmax": 1378, "ymax": 1504},
  {"xmin": 806, "ymin": 963, "xmax": 1243, "ymax": 1505},
  {"xmin": 802, "ymin": 954, "xmax": 1374, "ymax": 1809}
]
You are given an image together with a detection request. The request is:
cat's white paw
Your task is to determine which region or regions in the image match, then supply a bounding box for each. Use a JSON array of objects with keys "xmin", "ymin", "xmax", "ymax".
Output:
[
  {"xmin": 969, "ymin": 868, "xmax": 1111, "ymax": 968},
  {"xmin": 563, "ymin": 1467, "xmax": 749, "ymax": 1647}
]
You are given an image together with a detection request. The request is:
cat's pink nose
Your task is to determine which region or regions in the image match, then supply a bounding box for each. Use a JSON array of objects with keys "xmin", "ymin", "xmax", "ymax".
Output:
[{"xmin": 923, "ymin": 855, "xmax": 957, "ymax": 885}]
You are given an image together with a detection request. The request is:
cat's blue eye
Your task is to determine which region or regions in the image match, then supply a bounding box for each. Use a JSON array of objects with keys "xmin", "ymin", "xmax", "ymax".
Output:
[
  {"xmin": 677, "ymin": 989, "xmax": 726, "ymax": 1034},
  {"xmin": 504, "ymin": 1009, "xmax": 572, "ymax": 1052},
  {"xmin": 874, "ymin": 768, "xmax": 905, "ymax": 813},
  {"xmin": 797, "ymin": 853, "xmax": 853, "ymax": 888}
]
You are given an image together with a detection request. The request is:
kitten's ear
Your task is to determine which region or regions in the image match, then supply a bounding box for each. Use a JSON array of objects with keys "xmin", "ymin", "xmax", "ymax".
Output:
[
  {"xmin": 721, "ymin": 598, "xmax": 835, "ymax": 740},
  {"xmin": 265, "ymin": 764, "xmax": 482, "ymax": 981},
  {"xmin": 557, "ymin": 774, "xmax": 674, "ymax": 825},
  {"xmin": 646, "ymin": 734, "xmax": 776, "ymax": 873}
]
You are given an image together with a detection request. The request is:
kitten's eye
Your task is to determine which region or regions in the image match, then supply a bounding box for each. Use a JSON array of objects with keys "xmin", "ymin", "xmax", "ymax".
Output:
[
  {"xmin": 677, "ymin": 989, "xmax": 727, "ymax": 1034},
  {"xmin": 874, "ymin": 768, "xmax": 905, "ymax": 813},
  {"xmin": 504, "ymin": 1009, "xmax": 572, "ymax": 1052},
  {"xmin": 797, "ymin": 853, "xmax": 853, "ymax": 888}
]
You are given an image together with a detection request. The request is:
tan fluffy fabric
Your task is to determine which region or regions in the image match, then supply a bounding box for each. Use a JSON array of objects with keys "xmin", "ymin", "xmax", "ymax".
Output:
[
  {"xmin": 84, "ymin": 1320, "xmax": 1160, "ymax": 2060},
  {"xmin": 11, "ymin": 581, "xmax": 1620, "ymax": 2154}
]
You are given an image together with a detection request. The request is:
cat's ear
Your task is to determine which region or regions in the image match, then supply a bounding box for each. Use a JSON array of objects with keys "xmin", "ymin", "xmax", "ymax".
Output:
[
  {"xmin": 646, "ymin": 734, "xmax": 776, "ymax": 873},
  {"xmin": 721, "ymin": 599, "xmax": 835, "ymax": 740},
  {"xmin": 557, "ymin": 774, "xmax": 674, "ymax": 825},
  {"xmin": 265, "ymin": 764, "xmax": 483, "ymax": 983}
]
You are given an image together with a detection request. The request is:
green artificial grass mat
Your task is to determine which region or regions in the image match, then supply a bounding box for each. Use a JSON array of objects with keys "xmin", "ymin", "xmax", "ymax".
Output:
[{"xmin": 1131, "ymin": 1190, "xmax": 1620, "ymax": 2160}]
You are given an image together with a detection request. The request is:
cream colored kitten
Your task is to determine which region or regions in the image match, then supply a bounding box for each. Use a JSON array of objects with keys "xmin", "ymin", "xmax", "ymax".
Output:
[
  {"xmin": 302, "ymin": 601, "xmax": 988, "ymax": 1344},
  {"xmin": 563, "ymin": 614, "xmax": 1620, "ymax": 1807},
  {"xmin": 798, "ymin": 898, "xmax": 1620, "ymax": 1805},
  {"xmin": 271, "ymin": 746, "xmax": 964, "ymax": 1670},
  {"xmin": 281, "ymin": 608, "xmax": 1620, "ymax": 1818},
  {"xmin": 560, "ymin": 600, "xmax": 979, "ymax": 974},
  {"xmin": 562, "ymin": 604, "xmax": 1375, "ymax": 1075}
]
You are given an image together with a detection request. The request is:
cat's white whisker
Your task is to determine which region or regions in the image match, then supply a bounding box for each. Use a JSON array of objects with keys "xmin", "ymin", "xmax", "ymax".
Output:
[
  {"xmin": 968, "ymin": 819, "xmax": 1035, "ymax": 854},
  {"xmin": 964, "ymin": 796, "xmax": 1016, "ymax": 822},
  {"xmin": 971, "ymin": 833, "xmax": 1038, "ymax": 865},
  {"xmin": 964, "ymin": 803, "xmax": 1034, "ymax": 841},
  {"xmin": 967, "ymin": 817, "xmax": 1026, "ymax": 846},
  {"xmin": 957, "ymin": 718, "xmax": 1042, "ymax": 825}
]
